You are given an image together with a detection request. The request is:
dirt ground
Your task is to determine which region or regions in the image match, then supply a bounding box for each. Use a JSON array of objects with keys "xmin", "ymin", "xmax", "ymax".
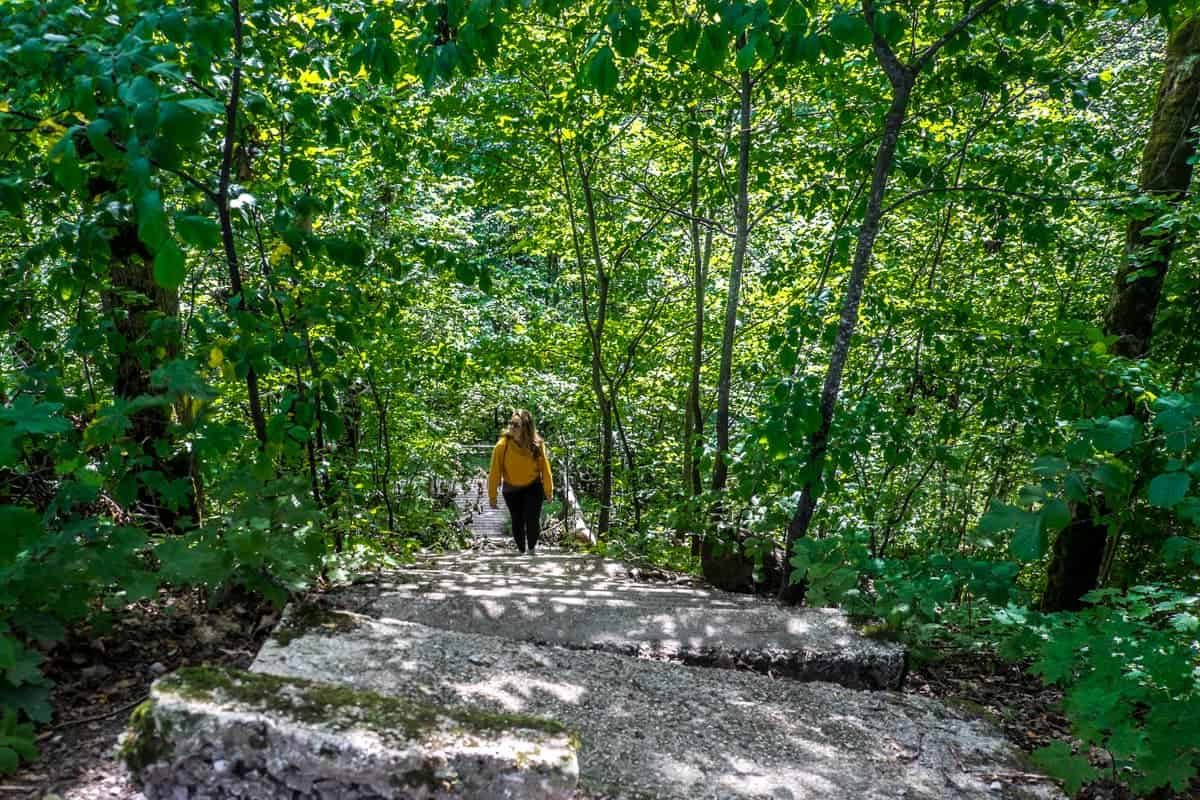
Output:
[
  {"xmin": 1, "ymin": 588, "xmax": 277, "ymax": 800},
  {"xmin": 907, "ymin": 652, "xmax": 1194, "ymax": 800}
]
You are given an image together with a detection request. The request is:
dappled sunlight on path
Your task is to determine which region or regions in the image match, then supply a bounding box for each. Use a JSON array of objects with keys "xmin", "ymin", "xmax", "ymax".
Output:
[{"xmin": 242, "ymin": 466, "xmax": 1062, "ymax": 799}]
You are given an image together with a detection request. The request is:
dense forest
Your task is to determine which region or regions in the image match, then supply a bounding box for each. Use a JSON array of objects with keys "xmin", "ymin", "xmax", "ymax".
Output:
[{"xmin": 1, "ymin": 0, "xmax": 1198, "ymax": 795}]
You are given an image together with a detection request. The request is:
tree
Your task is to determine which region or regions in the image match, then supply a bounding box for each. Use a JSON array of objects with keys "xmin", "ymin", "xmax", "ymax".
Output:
[
  {"xmin": 1042, "ymin": 14, "xmax": 1200, "ymax": 612},
  {"xmin": 779, "ymin": 0, "xmax": 1014, "ymax": 602}
]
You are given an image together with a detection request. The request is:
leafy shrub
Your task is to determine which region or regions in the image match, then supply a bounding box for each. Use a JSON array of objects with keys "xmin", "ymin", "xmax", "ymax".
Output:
[{"xmin": 995, "ymin": 587, "xmax": 1200, "ymax": 794}]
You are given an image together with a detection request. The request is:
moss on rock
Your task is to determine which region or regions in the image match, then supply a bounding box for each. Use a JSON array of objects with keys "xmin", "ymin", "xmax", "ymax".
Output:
[
  {"xmin": 160, "ymin": 666, "xmax": 568, "ymax": 742},
  {"xmin": 119, "ymin": 700, "xmax": 173, "ymax": 777},
  {"xmin": 271, "ymin": 602, "xmax": 363, "ymax": 647}
]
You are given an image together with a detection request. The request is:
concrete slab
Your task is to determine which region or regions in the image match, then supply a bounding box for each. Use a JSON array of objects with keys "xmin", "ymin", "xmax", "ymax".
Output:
[
  {"xmin": 123, "ymin": 666, "xmax": 578, "ymax": 800},
  {"xmin": 252, "ymin": 610, "xmax": 1061, "ymax": 800},
  {"xmin": 336, "ymin": 550, "xmax": 906, "ymax": 689}
]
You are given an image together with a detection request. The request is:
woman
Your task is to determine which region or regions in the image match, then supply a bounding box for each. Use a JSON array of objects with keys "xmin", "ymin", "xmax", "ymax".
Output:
[{"xmin": 487, "ymin": 410, "xmax": 554, "ymax": 555}]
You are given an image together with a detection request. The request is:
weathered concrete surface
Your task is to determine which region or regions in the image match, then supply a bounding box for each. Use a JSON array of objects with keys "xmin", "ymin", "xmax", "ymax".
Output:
[
  {"xmin": 252, "ymin": 610, "xmax": 1062, "ymax": 800},
  {"xmin": 336, "ymin": 550, "xmax": 906, "ymax": 689},
  {"xmin": 122, "ymin": 666, "xmax": 578, "ymax": 799}
]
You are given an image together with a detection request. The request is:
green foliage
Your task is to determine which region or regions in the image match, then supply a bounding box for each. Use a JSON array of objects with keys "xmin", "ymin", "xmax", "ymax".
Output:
[
  {"xmin": 790, "ymin": 530, "xmax": 1021, "ymax": 635},
  {"xmin": 0, "ymin": 708, "xmax": 37, "ymax": 774},
  {"xmin": 996, "ymin": 587, "xmax": 1200, "ymax": 794},
  {"xmin": 2, "ymin": 0, "xmax": 1198, "ymax": 794}
]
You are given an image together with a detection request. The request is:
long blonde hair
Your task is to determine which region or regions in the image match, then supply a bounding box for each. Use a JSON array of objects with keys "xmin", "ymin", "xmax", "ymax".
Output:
[{"xmin": 507, "ymin": 409, "xmax": 543, "ymax": 457}]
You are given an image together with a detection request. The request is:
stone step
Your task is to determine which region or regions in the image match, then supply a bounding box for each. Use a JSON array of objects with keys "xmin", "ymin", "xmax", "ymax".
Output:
[
  {"xmin": 334, "ymin": 550, "xmax": 906, "ymax": 689},
  {"xmin": 122, "ymin": 666, "xmax": 578, "ymax": 800},
  {"xmin": 251, "ymin": 608, "xmax": 1062, "ymax": 800}
]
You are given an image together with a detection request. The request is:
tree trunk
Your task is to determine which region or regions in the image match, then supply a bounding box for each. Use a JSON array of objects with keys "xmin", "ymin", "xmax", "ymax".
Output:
[
  {"xmin": 217, "ymin": 0, "xmax": 267, "ymax": 447},
  {"xmin": 578, "ymin": 158, "xmax": 614, "ymax": 538},
  {"xmin": 554, "ymin": 132, "xmax": 614, "ymax": 538},
  {"xmin": 780, "ymin": 33, "xmax": 917, "ymax": 603},
  {"xmin": 778, "ymin": 0, "xmax": 1003, "ymax": 603},
  {"xmin": 612, "ymin": 392, "xmax": 642, "ymax": 533},
  {"xmin": 1042, "ymin": 16, "xmax": 1200, "ymax": 612},
  {"xmin": 711, "ymin": 69, "xmax": 751, "ymax": 496},
  {"xmin": 684, "ymin": 111, "xmax": 709, "ymax": 556},
  {"xmin": 702, "ymin": 65, "xmax": 756, "ymax": 590},
  {"xmin": 101, "ymin": 224, "xmax": 192, "ymax": 530},
  {"xmin": 366, "ymin": 368, "xmax": 395, "ymax": 531}
]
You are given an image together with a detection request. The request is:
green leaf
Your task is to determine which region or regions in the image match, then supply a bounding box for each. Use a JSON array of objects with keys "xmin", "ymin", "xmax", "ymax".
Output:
[
  {"xmin": 153, "ymin": 240, "xmax": 187, "ymax": 290},
  {"xmin": 736, "ymin": 37, "xmax": 757, "ymax": 71},
  {"xmin": 586, "ymin": 45, "xmax": 619, "ymax": 94},
  {"xmin": 137, "ymin": 190, "xmax": 169, "ymax": 250},
  {"xmin": 1041, "ymin": 499, "xmax": 1071, "ymax": 530},
  {"xmin": 0, "ymin": 707, "xmax": 37, "ymax": 774},
  {"xmin": 1033, "ymin": 455, "xmax": 1068, "ymax": 477},
  {"xmin": 85, "ymin": 119, "xmax": 120, "ymax": 160},
  {"xmin": 125, "ymin": 75, "xmax": 159, "ymax": 105},
  {"xmin": 1171, "ymin": 612, "xmax": 1199, "ymax": 632},
  {"xmin": 1064, "ymin": 472, "xmax": 1088, "ymax": 502},
  {"xmin": 177, "ymin": 97, "xmax": 225, "ymax": 115},
  {"xmin": 1091, "ymin": 415, "xmax": 1137, "ymax": 453},
  {"xmin": 979, "ymin": 499, "xmax": 1021, "ymax": 533},
  {"xmin": 48, "ymin": 134, "xmax": 83, "ymax": 191},
  {"xmin": 829, "ymin": 12, "xmax": 871, "ymax": 46},
  {"xmin": 175, "ymin": 214, "xmax": 222, "ymax": 249},
  {"xmin": 0, "ymin": 506, "xmax": 40, "ymax": 564},
  {"xmin": 158, "ymin": 103, "xmax": 204, "ymax": 149},
  {"xmin": 0, "ymin": 680, "xmax": 51, "ymax": 724},
  {"xmin": 696, "ymin": 25, "xmax": 727, "ymax": 71},
  {"xmin": 1032, "ymin": 742, "xmax": 1099, "ymax": 795},
  {"xmin": 1148, "ymin": 471, "xmax": 1190, "ymax": 509},
  {"xmin": 666, "ymin": 20, "xmax": 700, "ymax": 57},
  {"xmin": 611, "ymin": 6, "xmax": 641, "ymax": 58},
  {"xmin": 155, "ymin": 534, "xmax": 231, "ymax": 586},
  {"xmin": 1093, "ymin": 462, "xmax": 1129, "ymax": 492},
  {"xmin": 1009, "ymin": 512, "xmax": 1045, "ymax": 562},
  {"xmin": 0, "ymin": 398, "xmax": 71, "ymax": 436}
]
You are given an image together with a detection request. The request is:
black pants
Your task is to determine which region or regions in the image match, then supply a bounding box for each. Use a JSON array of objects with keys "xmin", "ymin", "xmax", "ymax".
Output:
[{"xmin": 502, "ymin": 481, "xmax": 544, "ymax": 553}]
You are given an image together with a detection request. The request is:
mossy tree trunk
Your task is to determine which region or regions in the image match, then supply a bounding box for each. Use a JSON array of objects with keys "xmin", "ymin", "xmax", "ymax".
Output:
[
  {"xmin": 100, "ymin": 223, "xmax": 193, "ymax": 530},
  {"xmin": 1042, "ymin": 16, "xmax": 1200, "ymax": 612}
]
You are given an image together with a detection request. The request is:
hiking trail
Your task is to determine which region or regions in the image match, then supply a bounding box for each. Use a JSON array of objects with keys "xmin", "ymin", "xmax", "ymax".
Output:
[{"xmin": 121, "ymin": 467, "xmax": 1061, "ymax": 799}]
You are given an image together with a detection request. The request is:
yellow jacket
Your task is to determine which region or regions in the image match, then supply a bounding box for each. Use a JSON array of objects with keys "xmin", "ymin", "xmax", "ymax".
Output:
[{"xmin": 488, "ymin": 435, "xmax": 553, "ymax": 505}]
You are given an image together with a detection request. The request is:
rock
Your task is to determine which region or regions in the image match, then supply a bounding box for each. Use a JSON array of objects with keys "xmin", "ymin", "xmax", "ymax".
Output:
[
  {"xmin": 339, "ymin": 551, "xmax": 907, "ymax": 689},
  {"xmin": 122, "ymin": 666, "xmax": 578, "ymax": 800},
  {"xmin": 252, "ymin": 611, "xmax": 1063, "ymax": 800},
  {"xmin": 148, "ymin": 662, "xmax": 168, "ymax": 676}
]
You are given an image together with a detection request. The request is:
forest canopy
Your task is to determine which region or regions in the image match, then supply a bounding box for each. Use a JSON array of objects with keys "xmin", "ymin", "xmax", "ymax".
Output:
[{"xmin": 1, "ymin": 0, "xmax": 1198, "ymax": 793}]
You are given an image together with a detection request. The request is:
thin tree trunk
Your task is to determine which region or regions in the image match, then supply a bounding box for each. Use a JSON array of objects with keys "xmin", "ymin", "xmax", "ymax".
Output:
[
  {"xmin": 251, "ymin": 215, "xmax": 322, "ymax": 506},
  {"xmin": 216, "ymin": 0, "xmax": 267, "ymax": 447},
  {"xmin": 611, "ymin": 391, "xmax": 643, "ymax": 533},
  {"xmin": 577, "ymin": 151, "xmax": 614, "ymax": 538},
  {"xmin": 702, "ymin": 64, "xmax": 755, "ymax": 590},
  {"xmin": 371, "ymin": 374, "xmax": 395, "ymax": 532},
  {"xmin": 684, "ymin": 110, "xmax": 709, "ymax": 555},
  {"xmin": 780, "ymin": 77, "xmax": 913, "ymax": 603},
  {"xmin": 554, "ymin": 133, "xmax": 614, "ymax": 538},
  {"xmin": 1042, "ymin": 16, "xmax": 1200, "ymax": 611},
  {"xmin": 711, "ymin": 67, "xmax": 752, "ymax": 497},
  {"xmin": 780, "ymin": 0, "xmax": 1002, "ymax": 602}
]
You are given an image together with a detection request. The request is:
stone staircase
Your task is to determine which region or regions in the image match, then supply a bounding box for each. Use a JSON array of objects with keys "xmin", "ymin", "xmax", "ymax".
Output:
[{"xmin": 122, "ymin": 476, "xmax": 1063, "ymax": 799}]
